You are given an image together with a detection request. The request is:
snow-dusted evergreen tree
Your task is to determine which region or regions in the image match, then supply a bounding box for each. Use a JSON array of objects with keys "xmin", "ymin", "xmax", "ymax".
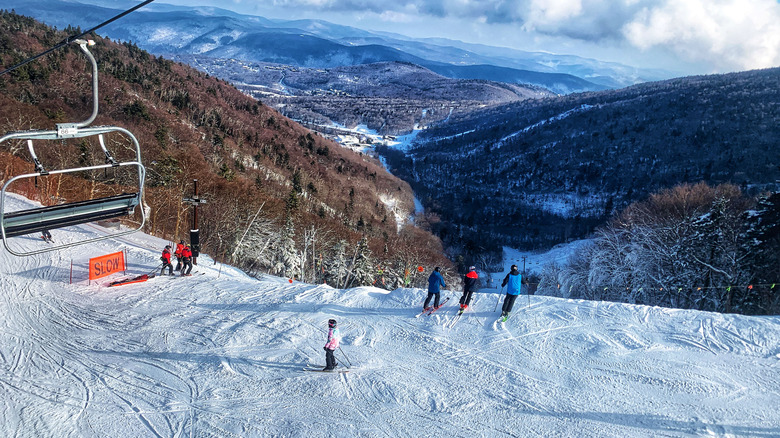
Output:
[
  {"xmin": 273, "ymin": 216, "xmax": 299, "ymax": 279},
  {"xmin": 743, "ymin": 192, "xmax": 780, "ymax": 314},
  {"xmin": 688, "ymin": 193, "xmax": 752, "ymax": 312},
  {"xmin": 229, "ymin": 203, "xmax": 277, "ymax": 275},
  {"xmin": 299, "ymin": 225, "xmax": 331, "ymax": 284},
  {"xmin": 543, "ymin": 183, "xmax": 771, "ymax": 314},
  {"xmin": 350, "ymin": 236, "xmax": 375, "ymax": 287},
  {"xmin": 326, "ymin": 239, "xmax": 350, "ymax": 288}
]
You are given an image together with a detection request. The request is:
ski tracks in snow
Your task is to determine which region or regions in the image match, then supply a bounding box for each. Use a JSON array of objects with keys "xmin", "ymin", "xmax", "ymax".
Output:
[{"xmin": 2, "ymin": 199, "xmax": 779, "ymax": 438}]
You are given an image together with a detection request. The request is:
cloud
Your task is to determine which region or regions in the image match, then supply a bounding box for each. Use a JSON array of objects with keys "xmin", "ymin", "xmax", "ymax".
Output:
[
  {"xmin": 262, "ymin": 0, "xmax": 780, "ymax": 72},
  {"xmin": 623, "ymin": 0, "xmax": 780, "ymax": 72}
]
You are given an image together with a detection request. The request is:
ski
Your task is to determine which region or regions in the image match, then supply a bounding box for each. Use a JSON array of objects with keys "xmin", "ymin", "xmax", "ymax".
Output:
[
  {"xmin": 175, "ymin": 272, "xmax": 205, "ymax": 278},
  {"xmin": 426, "ymin": 297, "xmax": 450, "ymax": 316},
  {"xmin": 302, "ymin": 368, "xmax": 349, "ymax": 373},
  {"xmin": 414, "ymin": 308, "xmax": 430, "ymax": 318},
  {"xmin": 108, "ymin": 273, "xmax": 152, "ymax": 287},
  {"xmin": 447, "ymin": 305, "xmax": 470, "ymax": 328},
  {"xmin": 415, "ymin": 297, "xmax": 450, "ymax": 318}
]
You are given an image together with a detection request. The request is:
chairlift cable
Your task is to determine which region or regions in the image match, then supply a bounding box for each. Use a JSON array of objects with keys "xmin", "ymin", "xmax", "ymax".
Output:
[{"xmin": 0, "ymin": 0, "xmax": 156, "ymax": 77}]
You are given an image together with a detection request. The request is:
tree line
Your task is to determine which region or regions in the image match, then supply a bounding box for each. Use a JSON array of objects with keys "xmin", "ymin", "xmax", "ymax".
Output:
[{"xmin": 537, "ymin": 183, "xmax": 779, "ymax": 315}]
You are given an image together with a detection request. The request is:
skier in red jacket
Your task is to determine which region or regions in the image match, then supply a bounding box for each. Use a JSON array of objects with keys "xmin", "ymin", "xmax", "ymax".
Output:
[
  {"xmin": 174, "ymin": 240, "xmax": 185, "ymax": 271},
  {"xmin": 160, "ymin": 245, "xmax": 174, "ymax": 276},
  {"xmin": 181, "ymin": 245, "xmax": 193, "ymax": 276},
  {"xmin": 458, "ymin": 266, "xmax": 479, "ymax": 313}
]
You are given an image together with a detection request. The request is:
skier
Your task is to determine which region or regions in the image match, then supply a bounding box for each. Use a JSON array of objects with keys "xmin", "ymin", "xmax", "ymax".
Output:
[
  {"xmin": 458, "ymin": 266, "xmax": 479, "ymax": 312},
  {"xmin": 174, "ymin": 240, "xmax": 185, "ymax": 271},
  {"xmin": 160, "ymin": 245, "xmax": 174, "ymax": 276},
  {"xmin": 500, "ymin": 264, "xmax": 523, "ymax": 320},
  {"xmin": 180, "ymin": 245, "xmax": 193, "ymax": 276},
  {"xmin": 423, "ymin": 267, "xmax": 446, "ymax": 310},
  {"xmin": 323, "ymin": 319, "xmax": 340, "ymax": 371},
  {"xmin": 41, "ymin": 229, "xmax": 52, "ymax": 242}
]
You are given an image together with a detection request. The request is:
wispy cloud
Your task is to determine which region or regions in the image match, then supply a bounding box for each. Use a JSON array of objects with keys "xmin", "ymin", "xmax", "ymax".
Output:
[{"xmin": 259, "ymin": 0, "xmax": 780, "ymax": 72}]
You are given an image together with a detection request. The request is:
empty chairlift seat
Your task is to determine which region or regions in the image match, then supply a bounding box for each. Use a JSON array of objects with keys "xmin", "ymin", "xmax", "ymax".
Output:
[
  {"xmin": 2, "ymin": 192, "xmax": 140, "ymax": 238},
  {"xmin": 0, "ymin": 39, "xmax": 146, "ymax": 256}
]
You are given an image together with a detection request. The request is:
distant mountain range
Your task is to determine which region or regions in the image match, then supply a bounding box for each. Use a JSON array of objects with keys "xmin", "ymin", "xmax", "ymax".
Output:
[
  {"xmin": 4, "ymin": 0, "xmax": 674, "ymax": 94},
  {"xmin": 178, "ymin": 57, "xmax": 553, "ymax": 135}
]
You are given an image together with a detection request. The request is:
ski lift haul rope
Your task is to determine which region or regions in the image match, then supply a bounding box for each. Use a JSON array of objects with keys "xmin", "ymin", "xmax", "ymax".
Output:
[{"xmin": 0, "ymin": 39, "xmax": 146, "ymax": 257}]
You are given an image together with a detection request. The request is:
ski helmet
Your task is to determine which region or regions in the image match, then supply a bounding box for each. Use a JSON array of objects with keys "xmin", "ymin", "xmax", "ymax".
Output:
[
  {"xmin": 469, "ymin": 266, "xmax": 476, "ymax": 271},
  {"xmin": 328, "ymin": 319, "xmax": 337, "ymax": 328}
]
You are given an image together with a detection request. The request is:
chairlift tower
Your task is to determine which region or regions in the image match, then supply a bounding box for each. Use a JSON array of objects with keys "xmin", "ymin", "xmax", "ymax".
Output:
[
  {"xmin": 0, "ymin": 39, "xmax": 146, "ymax": 256},
  {"xmin": 182, "ymin": 179, "xmax": 207, "ymax": 265}
]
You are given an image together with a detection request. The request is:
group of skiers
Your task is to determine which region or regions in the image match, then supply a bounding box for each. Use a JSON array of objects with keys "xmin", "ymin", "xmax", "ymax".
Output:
[
  {"xmin": 424, "ymin": 264, "xmax": 526, "ymax": 319},
  {"xmin": 320, "ymin": 264, "xmax": 525, "ymax": 372},
  {"xmin": 161, "ymin": 240, "xmax": 193, "ymax": 276},
  {"xmin": 317, "ymin": 264, "xmax": 525, "ymax": 372}
]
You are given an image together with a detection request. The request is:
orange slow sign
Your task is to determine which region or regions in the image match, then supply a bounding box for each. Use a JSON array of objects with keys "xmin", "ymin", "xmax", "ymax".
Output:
[{"xmin": 89, "ymin": 251, "xmax": 126, "ymax": 280}]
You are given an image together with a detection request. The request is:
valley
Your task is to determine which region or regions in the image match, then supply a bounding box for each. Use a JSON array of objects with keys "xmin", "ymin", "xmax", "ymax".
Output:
[{"xmin": 179, "ymin": 55, "xmax": 552, "ymax": 135}]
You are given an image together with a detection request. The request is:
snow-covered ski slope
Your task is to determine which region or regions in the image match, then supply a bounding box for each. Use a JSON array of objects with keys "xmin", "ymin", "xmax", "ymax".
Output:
[{"xmin": 1, "ymin": 193, "xmax": 779, "ymax": 437}]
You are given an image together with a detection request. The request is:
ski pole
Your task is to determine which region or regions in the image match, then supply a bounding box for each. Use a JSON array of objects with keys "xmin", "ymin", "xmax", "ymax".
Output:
[
  {"xmin": 494, "ymin": 287, "xmax": 504, "ymax": 312},
  {"xmin": 338, "ymin": 347, "xmax": 352, "ymax": 368},
  {"xmin": 146, "ymin": 262, "xmax": 163, "ymax": 276}
]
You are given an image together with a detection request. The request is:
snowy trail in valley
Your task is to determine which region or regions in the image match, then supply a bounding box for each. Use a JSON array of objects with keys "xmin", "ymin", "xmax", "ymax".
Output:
[{"xmin": 1, "ymin": 193, "xmax": 779, "ymax": 437}]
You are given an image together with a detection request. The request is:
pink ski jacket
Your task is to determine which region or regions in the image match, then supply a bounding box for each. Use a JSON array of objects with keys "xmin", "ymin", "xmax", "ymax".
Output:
[{"xmin": 324, "ymin": 327, "xmax": 340, "ymax": 350}]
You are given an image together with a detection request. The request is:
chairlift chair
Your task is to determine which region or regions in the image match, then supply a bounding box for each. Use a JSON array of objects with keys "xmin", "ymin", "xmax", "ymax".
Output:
[{"xmin": 0, "ymin": 39, "xmax": 146, "ymax": 257}]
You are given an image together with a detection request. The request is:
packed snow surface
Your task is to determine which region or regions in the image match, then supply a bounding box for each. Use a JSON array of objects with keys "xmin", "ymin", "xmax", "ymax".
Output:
[{"xmin": 1, "ymin": 193, "xmax": 779, "ymax": 437}]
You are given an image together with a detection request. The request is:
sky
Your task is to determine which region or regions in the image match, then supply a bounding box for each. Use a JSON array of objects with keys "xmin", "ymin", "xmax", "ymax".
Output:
[{"xmin": 149, "ymin": 0, "xmax": 780, "ymax": 76}]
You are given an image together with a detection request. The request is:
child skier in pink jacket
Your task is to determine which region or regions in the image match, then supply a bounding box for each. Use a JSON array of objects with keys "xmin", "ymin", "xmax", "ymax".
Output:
[{"xmin": 324, "ymin": 319, "xmax": 340, "ymax": 371}]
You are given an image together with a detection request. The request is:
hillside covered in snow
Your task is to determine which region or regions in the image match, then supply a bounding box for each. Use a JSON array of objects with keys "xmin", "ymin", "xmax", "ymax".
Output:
[{"xmin": 1, "ymin": 194, "xmax": 779, "ymax": 437}]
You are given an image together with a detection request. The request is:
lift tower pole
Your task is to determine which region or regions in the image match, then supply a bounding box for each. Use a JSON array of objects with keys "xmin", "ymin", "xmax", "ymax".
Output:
[{"xmin": 183, "ymin": 179, "xmax": 207, "ymax": 265}]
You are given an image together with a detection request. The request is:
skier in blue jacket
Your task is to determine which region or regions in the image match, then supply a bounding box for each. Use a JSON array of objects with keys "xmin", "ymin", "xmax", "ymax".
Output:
[
  {"xmin": 500, "ymin": 265, "xmax": 523, "ymax": 319},
  {"xmin": 423, "ymin": 267, "xmax": 446, "ymax": 310}
]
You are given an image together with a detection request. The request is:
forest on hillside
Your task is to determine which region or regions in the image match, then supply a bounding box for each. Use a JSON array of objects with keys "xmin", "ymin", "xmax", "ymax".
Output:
[
  {"xmin": 381, "ymin": 68, "xmax": 780, "ymax": 264},
  {"xmin": 0, "ymin": 11, "xmax": 457, "ymax": 289},
  {"xmin": 537, "ymin": 183, "xmax": 780, "ymax": 316}
]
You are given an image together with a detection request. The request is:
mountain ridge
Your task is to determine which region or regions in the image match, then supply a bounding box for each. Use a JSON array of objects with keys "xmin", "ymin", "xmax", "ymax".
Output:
[
  {"xmin": 5, "ymin": 0, "xmax": 664, "ymax": 93},
  {"xmin": 180, "ymin": 57, "xmax": 552, "ymax": 135}
]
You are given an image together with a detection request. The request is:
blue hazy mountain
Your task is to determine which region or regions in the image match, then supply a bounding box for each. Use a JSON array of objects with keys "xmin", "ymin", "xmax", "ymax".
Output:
[{"xmin": 2, "ymin": 0, "xmax": 674, "ymax": 93}]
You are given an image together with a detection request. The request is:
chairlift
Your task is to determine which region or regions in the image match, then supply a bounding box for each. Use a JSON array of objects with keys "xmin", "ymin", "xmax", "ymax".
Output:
[{"xmin": 0, "ymin": 39, "xmax": 146, "ymax": 257}]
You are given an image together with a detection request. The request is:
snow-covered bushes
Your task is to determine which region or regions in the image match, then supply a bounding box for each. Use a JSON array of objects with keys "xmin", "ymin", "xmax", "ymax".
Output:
[{"xmin": 538, "ymin": 183, "xmax": 779, "ymax": 315}]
